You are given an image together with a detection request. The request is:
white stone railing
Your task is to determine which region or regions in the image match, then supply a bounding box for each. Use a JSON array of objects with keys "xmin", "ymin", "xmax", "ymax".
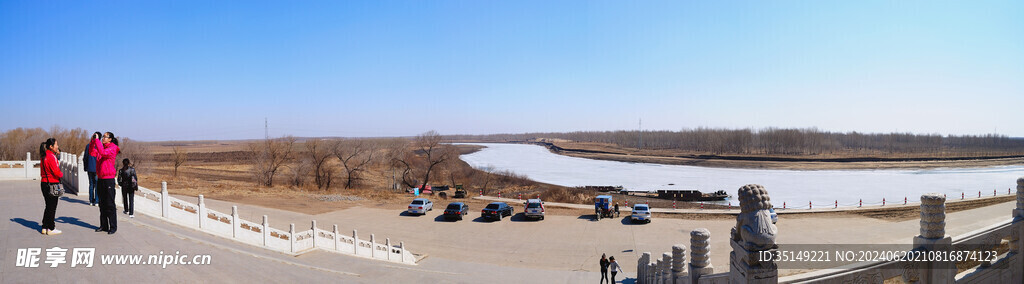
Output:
[
  {"xmin": 637, "ymin": 178, "xmax": 1024, "ymax": 284},
  {"xmin": 117, "ymin": 181, "xmax": 418, "ymax": 265},
  {"xmin": 0, "ymin": 152, "xmax": 41, "ymax": 179}
]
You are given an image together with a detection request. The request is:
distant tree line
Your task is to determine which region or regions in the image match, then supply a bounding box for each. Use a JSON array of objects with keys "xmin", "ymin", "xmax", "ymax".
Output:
[{"xmin": 446, "ymin": 128, "xmax": 1024, "ymax": 157}]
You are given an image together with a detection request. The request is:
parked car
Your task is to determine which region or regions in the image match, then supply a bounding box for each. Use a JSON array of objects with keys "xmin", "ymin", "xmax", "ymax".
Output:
[
  {"xmin": 481, "ymin": 202, "xmax": 514, "ymax": 221},
  {"xmin": 407, "ymin": 198, "xmax": 433, "ymax": 215},
  {"xmin": 524, "ymin": 199, "xmax": 545, "ymax": 220},
  {"xmin": 443, "ymin": 202, "xmax": 469, "ymax": 221},
  {"xmin": 631, "ymin": 204, "xmax": 652, "ymax": 224}
]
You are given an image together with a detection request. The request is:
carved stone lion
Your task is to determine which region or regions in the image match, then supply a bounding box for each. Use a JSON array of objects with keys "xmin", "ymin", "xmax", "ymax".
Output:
[{"xmin": 732, "ymin": 184, "xmax": 778, "ymax": 251}]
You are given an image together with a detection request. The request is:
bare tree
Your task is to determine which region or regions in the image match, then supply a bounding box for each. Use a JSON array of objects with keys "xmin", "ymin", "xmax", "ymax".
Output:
[
  {"xmin": 305, "ymin": 139, "xmax": 335, "ymax": 190},
  {"xmin": 287, "ymin": 159, "xmax": 311, "ymax": 188},
  {"xmin": 247, "ymin": 136, "xmax": 296, "ymax": 187},
  {"xmin": 332, "ymin": 139, "xmax": 377, "ymax": 189},
  {"xmin": 171, "ymin": 146, "xmax": 187, "ymax": 177},
  {"xmin": 119, "ymin": 137, "xmax": 152, "ymax": 174},
  {"xmin": 410, "ymin": 131, "xmax": 455, "ymax": 190}
]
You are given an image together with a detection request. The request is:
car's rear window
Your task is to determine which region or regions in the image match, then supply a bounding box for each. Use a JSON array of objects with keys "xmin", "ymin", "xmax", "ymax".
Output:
[
  {"xmin": 412, "ymin": 200, "xmax": 424, "ymax": 205},
  {"xmin": 635, "ymin": 205, "xmax": 648, "ymax": 210},
  {"xmin": 446, "ymin": 204, "xmax": 461, "ymax": 210},
  {"xmin": 527, "ymin": 203, "xmax": 542, "ymax": 208},
  {"xmin": 485, "ymin": 204, "xmax": 500, "ymax": 209}
]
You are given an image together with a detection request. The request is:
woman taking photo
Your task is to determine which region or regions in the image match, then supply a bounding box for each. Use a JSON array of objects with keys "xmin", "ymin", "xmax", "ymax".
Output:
[
  {"xmin": 39, "ymin": 138, "xmax": 62, "ymax": 235},
  {"xmin": 91, "ymin": 132, "xmax": 120, "ymax": 235}
]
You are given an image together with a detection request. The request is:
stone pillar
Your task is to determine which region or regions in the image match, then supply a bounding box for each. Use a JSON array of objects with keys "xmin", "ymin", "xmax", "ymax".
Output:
[
  {"xmin": 311, "ymin": 220, "xmax": 317, "ymax": 248},
  {"xmin": 231, "ymin": 206, "xmax": 239, "ymax": 238},
  {"xmin": 690, "ymin": 228, "xmax": 713, "ymax": 284},
  {"xmin": 161, "ymin": 181, "xmax": 169, "ymax": 218},
  {"xmin": 1013, "ymin": 177, "xmax": 1024, "ymax": 284},
  {"xmin": 198, "ymin": 195, "xmax": 206, "ymax": 228},
  {"xmin": 25, "ymin": 152, "xmax": 31, "ymax": 178},
  {"xmin": 352, "ymin": 230, "xmax": 359, "ymax": 254},
  {"xmin": 661, "ymin": 253, "xmax": 671, "ymax": 284},
  {"xmin": 386, "ymin": 238, "xmax": 392, "ymax": 261},
  {"xmin": 262, "ymin": 215, "xmax": 269, "ymax": 247},
  {"xmin": 638, "ymin": 252, "xmax": 651, "ymax": 284},
  {"xmin": 647, "ymin": 263, "xmax": 656, "ymax": 284},
  {"xmin": 370, "ymin": 234, "xmax": 377, "ymax": 258},
  {"xmin": 400, "ymin": 241, "xmax": 406, "ymax": 263},
  {"xmin": 672, "ymin": 245, "xmax": 686, "ymax": 284},
  {"xmin": 289, "ymin": 223, "xmax": 296, "ymax": 253},
  {"xmin": 655, "ymin": 257, "xmax": 664, "ymax": 284},
  {"xmin": 333, "ymin": 225, "xmax": 340, "ymax": 251},
  {"xmin": 912, "ymin": 193, "xmax": 953, "ymax": 284}
]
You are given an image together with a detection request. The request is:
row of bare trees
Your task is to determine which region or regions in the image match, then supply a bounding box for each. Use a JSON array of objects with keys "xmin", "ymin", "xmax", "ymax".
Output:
[
  {"xmin": 0, "ymin": 126, "xmax": 152, "ymax": 172},
  {"xmin": 247, "ymin": 131, "xmax": 458, "ymax": 191},
  {"xmin": 448, "ymin": 128, "xmax": 1024, "ymax": 157}
]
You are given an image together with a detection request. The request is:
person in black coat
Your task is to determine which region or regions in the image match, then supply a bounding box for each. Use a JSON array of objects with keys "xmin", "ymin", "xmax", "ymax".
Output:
[{"xmin": 117, "ymin": 158, "xmax": 138, "ymax": 218}]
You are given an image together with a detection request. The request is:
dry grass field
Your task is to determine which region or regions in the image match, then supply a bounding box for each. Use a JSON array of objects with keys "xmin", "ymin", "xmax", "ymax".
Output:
[{"xmin": 128, "ymin": 139, "xmax": 1017, "ymax": 218}]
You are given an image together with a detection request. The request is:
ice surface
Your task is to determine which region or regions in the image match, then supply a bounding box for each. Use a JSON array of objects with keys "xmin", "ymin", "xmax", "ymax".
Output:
[{"xmin": 458, "ymin": 143, "xmax": 1024, "ymax": 207}]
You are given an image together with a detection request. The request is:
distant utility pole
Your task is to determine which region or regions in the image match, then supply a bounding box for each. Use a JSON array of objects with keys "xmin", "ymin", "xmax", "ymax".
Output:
[
  {"xmin": 637, "ymin": 118, "xmax": 642, "ymax": 150},
  {"xmin": 265, "ymin": 117, "xmax": 269, "ymax": 139}
]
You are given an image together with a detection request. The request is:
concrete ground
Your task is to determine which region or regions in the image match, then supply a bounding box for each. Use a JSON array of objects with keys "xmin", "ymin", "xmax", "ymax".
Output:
[{"xmin": 2, "ymin": 179, "xmax": 1017, "ymax": 283}]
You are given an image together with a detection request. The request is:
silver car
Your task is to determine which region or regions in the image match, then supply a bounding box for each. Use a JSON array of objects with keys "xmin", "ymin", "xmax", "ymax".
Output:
[
  {"xmin": 524, "ymin": 199, "xmax": 545, "ymax": 220},
  {"xmin": 631, "ymin": 204, "xmax": 652, "ymax": 223},
  {"xmin": 407, "ymin": 198, "xmax": 433, "ymax": 215}
]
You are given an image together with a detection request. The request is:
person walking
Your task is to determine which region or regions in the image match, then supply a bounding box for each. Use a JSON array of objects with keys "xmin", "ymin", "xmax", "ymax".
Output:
[
  {"xmin": 39, "ymin": 138, "xmax": 63, "ymax": 235},
  {"xmin": 83, "ymin": 132, "xmax": 100, "ymax": 206},
  {"xmin": 91, "ymin": 132, "xmax": 120, "ymax": 235},
  {"xmin": 600, "ymin": 253, "xmax": 610, "ymax": 284},
  {"xmin": 614, "ymin": 202, "xmax": 620, "ymax": 217},
  {"xmin": 608, "ymin": 256, "xmax": 624, "ymax": 283},
  {"xmin": 117, "ymin": 158, "xmax": 137, "ymax": 218}
]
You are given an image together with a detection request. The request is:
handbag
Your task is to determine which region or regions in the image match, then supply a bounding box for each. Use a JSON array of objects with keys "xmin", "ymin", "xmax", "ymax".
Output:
[{"xmin": 44, "ymin": 156, "xmax": 64, "ymax": 197}]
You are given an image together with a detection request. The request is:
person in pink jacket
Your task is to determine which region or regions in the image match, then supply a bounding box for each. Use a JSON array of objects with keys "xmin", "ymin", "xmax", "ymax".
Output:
[{"xmin": 90, "ymin": 132, "xmax": 120, "ymax": 235}]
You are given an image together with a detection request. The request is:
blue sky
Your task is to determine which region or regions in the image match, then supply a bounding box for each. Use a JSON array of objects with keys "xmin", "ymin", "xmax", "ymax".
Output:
[{"xmin": 2, "ymin": 1, "xmax": 1022, "ymax": 141}]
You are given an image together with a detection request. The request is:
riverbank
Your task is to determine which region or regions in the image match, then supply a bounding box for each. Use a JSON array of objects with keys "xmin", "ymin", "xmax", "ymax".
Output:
[{"xmin": 533, "ymin": 140, "xmax": 1024, "ymax": 170}]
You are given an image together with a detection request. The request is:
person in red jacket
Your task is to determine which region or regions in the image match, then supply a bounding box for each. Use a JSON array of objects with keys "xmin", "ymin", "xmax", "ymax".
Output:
[
  {"xmin": 91, "ymin": 132, "xmax": 120, "ymax": 235},
  {"xmin": 39, "ymin": 138, "xmax": 63, "ymax": 235}
]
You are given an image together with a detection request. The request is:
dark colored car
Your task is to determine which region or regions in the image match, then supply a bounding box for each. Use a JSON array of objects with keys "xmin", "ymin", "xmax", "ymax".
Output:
[
  {"xmin": 443, "ymin": 202, "xmax": 470, "ymax": 221},
  {"xmin": 481, "ymin": 202, "xmax": 514, "ymax": 221}
]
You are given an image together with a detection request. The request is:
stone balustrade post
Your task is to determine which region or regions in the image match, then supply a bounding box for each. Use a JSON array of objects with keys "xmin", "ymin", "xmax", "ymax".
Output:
[
  {"xmin": 333, "ymin": 225, "xmax": 340, "ymax": 251},
  {"xmin": 25, "ymin": 152, "xmax": 30, "ymax": 178},
  {"xmin": 400, "ymin": 241, "xmax": 407, "ymax": 263},
  {"xmin": 1014, "ymin": 177, "xmax": 1024, "ymax": 284},
  {"xmin": 161, "ymin": 181, "xmax": 169, "ymax": 218},
  {"xmin": 386, "ymin": 238, "xmax": 392, "ymax": 261},
  {"xmin": 690, "ymin": 228, "xmax": 713, "ymax": 284},
  {"xmin": 311, "ymin": 220, "xmax": 317, "ymax": 248},
  {"xmin": 655, "ymin": 257, "xmax": 663, "ymax": 284},
  {"xmin": 262, "ymin": 215, "xmax": 269, "ymax": 247},
  {"xmin": 231, "ymin": 206, "xmax": 239, "ymax": 238},
  {"xmin": 352, "ymin": 230, "xmax": 358, "ymax": 254},
  {"xmin": 913, "ymin": 193, "xmax": 953, "ymax": 284},
  {"xmin": 661, "ymin": 253, "xmax": 671, "ymax": 284},
  {"xmin": 647, "ymin": 263, "xmax": 655, "ymax": 284},
  {"xmin": 198, "ymin": 195, "xmax": 206, "ymax": 228},
  {"xmin": 638, "ymin": 252, "xmax": 650, "ymax": 284},
  {"xmin": 289, "ymin": 223, "xmax": 296, "ymax": 253},
  {"xmin": 370, "ymin": 234, "xmax": 377, "ymax": 258},
  {"xmin": 672, "ymin": 245, "xmax": 686, "ymax": 284}
]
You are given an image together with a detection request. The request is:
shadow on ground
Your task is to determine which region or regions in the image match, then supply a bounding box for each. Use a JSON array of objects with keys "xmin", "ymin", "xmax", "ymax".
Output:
[
  {"xmin": 55, "ymin": 216, "xmax": 97, "ymax": 230},
  {"xmin": 60, "ymin": 196, "xmax": 90, "ymax": 205},
  {"xmin": 11, "ymin": 218, "xmax": 41, "ymax": 231}
]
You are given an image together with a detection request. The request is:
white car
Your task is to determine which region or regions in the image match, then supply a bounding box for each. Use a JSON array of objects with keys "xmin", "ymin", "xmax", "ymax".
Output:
[
  {"xmin": 524, "ymin": 199, "xmax": 545, "ymax": 220},
  {"xmin": 407, "ymin": 198, "xmax": 433, "ymax": 215},
  {"xmin": 631, "ymin": 204, "xmax": 652, "ymax": 224}
]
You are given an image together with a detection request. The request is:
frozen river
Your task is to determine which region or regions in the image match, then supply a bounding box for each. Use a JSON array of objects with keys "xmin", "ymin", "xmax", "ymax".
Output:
[{"xmin": 458, "ymin": 143, "xmax": 1024, "ymax": 208}]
